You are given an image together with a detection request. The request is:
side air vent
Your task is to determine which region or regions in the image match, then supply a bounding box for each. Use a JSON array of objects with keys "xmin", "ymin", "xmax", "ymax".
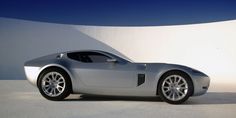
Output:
[{"xmin": 137, "ymin": 74, "xmax": 145, "ymax": 86}]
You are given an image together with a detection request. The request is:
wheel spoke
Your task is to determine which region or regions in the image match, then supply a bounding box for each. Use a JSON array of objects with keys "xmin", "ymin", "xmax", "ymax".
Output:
[
  {"xmin": 172, "ymin": 92, "xmax": 175, "ymax": 100},
  {"xmin": 174, "ymin": 76, "xmax": 177, "ymax": 83},
  {"xmin": 57, "ymin": 77, "xmax": 64, "ymax": 83},
  {"xmin": 163, "ymin": 86, "xmax": 170, "ymax": 89},
  {"xmin": 45, "ymin": 86, "xmax": 51, "ymax": 92},
  {"xmin": 176, "ymin": 91, "xmax": 180, "ymax": 98},
  {"xmin": 49, "ymin": 87, "xmax": 53, "ymax": 94},
  {"xmin": 45, "ymin": 78, "xmax": 51, "ymax": 82},
  {"xmin": 44, "ymin": 84, "xmax": 50, "ymax": 88},
  {"xmin": 57, "ymin": 85, "xmax": 63, "ymax": 89},
  {"xmin": 52, "ymin": 72, "xmax": 56, "ymax": 80},
  {"xmin": 163, "ymin": 87, "xmax": 171, "ymax": 92},
  {"xmin": 177, "ymin": 77, "xmax": 181, "ymax": 84},
  {"xmin": 165, "ymin": 81, "xmax": 171, "ymax": 85},
  {"xmin": 57, "ymin": 86, "xmax": 63, "ymax": 92},
  {"xmin": 170, "ymin": 77, "xmax": 174, "ymax": 83},
  {"xmin": 53, "ymin": 88, "xmax": 56, "ymax": 95},
  {"xmin": 168, "ymin": 91, "xmax": 173, "ymax": 97},
  {"xmin": 165, "ymin": 89, "xmax": 171, "ymax": 92},
  {"xmin": 55, "ymin": 74, "xmax": 59, "ymax": 80},
  {"xmin": 58, "ymin": 81, "xmax": 64, "ymax": 84},
  {"xmin": 177, "ymin": 89, "xmax": 185, "ymax": 95},
  {"xmin": 179, "ymin": 82, "xmax": 186, "ymax": 87},
  {"xmin": 180, "ymin": 86, "xmax": 187, "ymax": 90}
]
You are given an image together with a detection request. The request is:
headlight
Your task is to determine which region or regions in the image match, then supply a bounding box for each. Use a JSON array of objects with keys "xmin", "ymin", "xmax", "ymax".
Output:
[
  {"xmin": 191, "ymin": 69, "xmax": 208, "ymax": 77},
  {"xmin": 191, "ymin": 69, "xmax": 202, "ymax": 74}
]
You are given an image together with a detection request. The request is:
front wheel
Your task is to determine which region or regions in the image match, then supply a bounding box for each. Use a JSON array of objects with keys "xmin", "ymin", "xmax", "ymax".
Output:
[
  {"xmin": 38, "ymin": 68, "xmax": 71, "ymax": 101},
  {"xmin": 158, "ymin": 71, "xmax": 193, "ymax": 104}
]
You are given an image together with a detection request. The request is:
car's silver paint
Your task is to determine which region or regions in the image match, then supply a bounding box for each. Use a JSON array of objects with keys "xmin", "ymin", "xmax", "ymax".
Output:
[{"xmin": 24, "ymin": 50, "xmax": 210, "ymax": 97}]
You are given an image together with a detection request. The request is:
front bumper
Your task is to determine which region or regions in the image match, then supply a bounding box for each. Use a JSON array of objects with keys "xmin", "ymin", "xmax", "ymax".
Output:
[{"xmin": 192, "ymin": 75, "xmax": 210, "ymax": 96}]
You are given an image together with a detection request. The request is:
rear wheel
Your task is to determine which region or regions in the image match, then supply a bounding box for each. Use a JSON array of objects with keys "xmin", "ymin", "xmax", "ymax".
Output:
[
  {"xmin": 158, "ymin": 71, "xmax": 193, "ymax": 104},
  {"xmin": 38, "ymin": 68, "xmax": 71, "ymax": 101}
]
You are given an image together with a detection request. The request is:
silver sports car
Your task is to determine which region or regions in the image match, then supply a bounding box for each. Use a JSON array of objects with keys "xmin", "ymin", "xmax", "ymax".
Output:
[{"xmin": 24, "ymin": 50, "xmax": 210, "ymax": 104}]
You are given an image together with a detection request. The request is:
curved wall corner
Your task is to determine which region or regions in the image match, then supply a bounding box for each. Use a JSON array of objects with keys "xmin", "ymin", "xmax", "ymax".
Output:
[
  {"xmin": 0, "ymin": 18, "xmax": 129, "ymax": 80},
  {"xmin": 0, "ymin": 18, "xmax": 236, "ymax": 91}
]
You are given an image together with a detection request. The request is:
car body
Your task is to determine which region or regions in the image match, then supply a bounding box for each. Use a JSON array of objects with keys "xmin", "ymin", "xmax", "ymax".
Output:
[{"xmin": 24, "ymin": 50, "xmax": 210, "ymax": 104}]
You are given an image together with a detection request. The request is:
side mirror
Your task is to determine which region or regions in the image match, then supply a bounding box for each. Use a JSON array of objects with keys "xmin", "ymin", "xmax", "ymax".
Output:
[{"xmin": 107, "ymin": 58, "xmax": 117, "ymax": 63}]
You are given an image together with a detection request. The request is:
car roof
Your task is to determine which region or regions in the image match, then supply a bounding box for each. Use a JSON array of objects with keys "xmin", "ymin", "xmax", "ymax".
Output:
[{"xmin": 64, "ymin": 50, "xmax": 110, "ymax": 54}]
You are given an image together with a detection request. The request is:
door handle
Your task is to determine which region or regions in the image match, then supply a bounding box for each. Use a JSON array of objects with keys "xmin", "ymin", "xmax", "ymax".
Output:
[{"xmin": 137, "ymin": 64, "xmax": 147, "ymax": 70}]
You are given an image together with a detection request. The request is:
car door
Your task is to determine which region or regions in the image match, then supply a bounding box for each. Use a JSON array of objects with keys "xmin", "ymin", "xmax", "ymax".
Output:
[{"xmin": 75, "ymin": 52, "xmax": 140, "ymax": 89}]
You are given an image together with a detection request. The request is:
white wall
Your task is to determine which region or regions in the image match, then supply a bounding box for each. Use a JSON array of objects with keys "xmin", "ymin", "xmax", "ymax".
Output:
[
  {"xmin": 0, "ymin": 18, "xmax": 236, "ymax": 90},
  {"xmin": 0, "ymin": 18, "xmax": 129, "ymax": 79},
  {"xmin": 76, "ymin": 21, "xmax": 236, "ymax": 86}
]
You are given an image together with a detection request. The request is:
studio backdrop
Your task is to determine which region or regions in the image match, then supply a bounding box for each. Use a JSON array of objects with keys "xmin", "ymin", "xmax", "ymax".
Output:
[{"xmin": 0, "ymin": 18, "xmax": 236, "ymax": 90}]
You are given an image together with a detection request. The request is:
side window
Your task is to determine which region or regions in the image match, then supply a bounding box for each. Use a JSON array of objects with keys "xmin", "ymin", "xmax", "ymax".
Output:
[
  {"xmin": 67, "ymin": 52, "xmax": 81, "ymax": 61},
  {"xmin": 87, "ymin": 53, "xmax": 111, "ymax": 63},
  {"xmin": 67, "ymin": 52, "xmax": 111, "ymax": 63}
]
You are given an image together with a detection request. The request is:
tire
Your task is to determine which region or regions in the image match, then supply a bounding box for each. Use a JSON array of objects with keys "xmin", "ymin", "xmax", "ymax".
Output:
[
  {"xmin": 158, "ymin": 71, "xmax": 193, "ymax": 104},
  {"xmin": 38, "ymin": 68, "xmax": 71, "ymax": 101}
]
